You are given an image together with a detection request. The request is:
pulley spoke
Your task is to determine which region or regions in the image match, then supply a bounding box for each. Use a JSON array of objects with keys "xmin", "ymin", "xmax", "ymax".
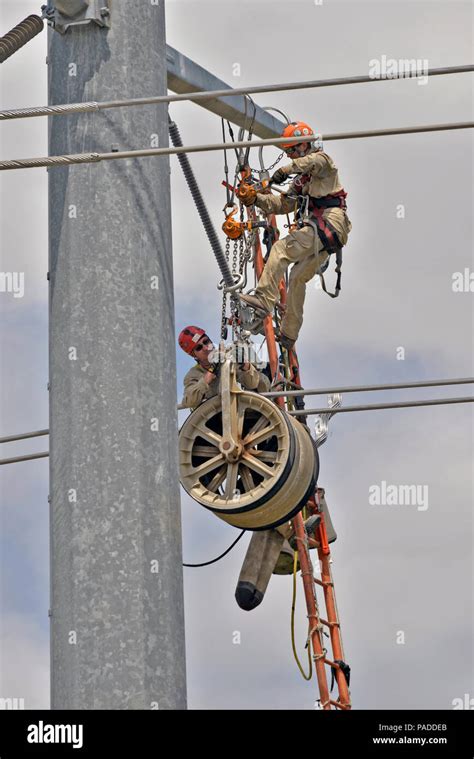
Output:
[
  {"xmin": 192, "ymin": 445, "xmax": 219, "ymax": 458},
  {"xmin": 224, "ymin": 462, "xmax": 239, "ymax": 499},
  {"xmin": 197, "ymin": 427, "xmax": 223, "ymax": 448},
  {"xmin": 244, "ymin": 421, "xmax": 278, "ymax": 447},
  {"xmin": 244, "ymin": 414, "xmax": 269, "ymax": 440},
  {"xmin": 192, "ymin": 452, "xmax": 225, "ymax": 478},
  {"xmin": 207, "ymin": 465, "xmax": 227, "ymax": 492},
  {"xmin": 241, "ymin": 451, "xmax": 275, "ymax": 479},
  {"xmin": 247, "ymin": 448, "xmax": 278, "ymax": 463},
  {"xmin": 239, "ymin": 465, "xmax": 255, "ymax": 492}
]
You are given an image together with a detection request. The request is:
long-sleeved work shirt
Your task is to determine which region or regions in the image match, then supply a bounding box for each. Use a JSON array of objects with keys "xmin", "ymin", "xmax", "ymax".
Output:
[
  {"xmin": 255, "ymin": 149, "xmax": 351, "ymax": 246},
  {"xmin": 182, "ymin": 362, "xmax": 270, "ymax": 409}
]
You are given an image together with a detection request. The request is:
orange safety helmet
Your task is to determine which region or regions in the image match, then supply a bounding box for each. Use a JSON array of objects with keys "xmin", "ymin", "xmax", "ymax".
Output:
[
  {"xmin": 178, "ymin": 325, "xmax": 207, "ymax": 355},
  {"xmin": 281, "ymin": 121, "xmax": 314, "ymax": 150}
]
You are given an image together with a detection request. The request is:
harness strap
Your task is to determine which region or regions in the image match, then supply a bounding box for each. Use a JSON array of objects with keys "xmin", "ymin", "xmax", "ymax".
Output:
[
  {"xmin": 293, "ymin": 184, "xmax": 347, "ymax": 299},
  {"xmin": 319, "ymin": 246, "xmax": 342, "ymax": 299}
]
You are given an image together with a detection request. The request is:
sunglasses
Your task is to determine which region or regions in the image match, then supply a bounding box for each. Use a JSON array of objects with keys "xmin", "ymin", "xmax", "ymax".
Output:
[{"xmin": 194, "ymin": 336, "xmax": 211, "ymax": 353}]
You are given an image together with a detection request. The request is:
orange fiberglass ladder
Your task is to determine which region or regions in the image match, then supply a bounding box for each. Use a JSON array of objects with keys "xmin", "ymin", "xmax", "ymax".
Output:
[{"xmin": 250, "ymin": 204, "xmax": 351, "ymax": 710}]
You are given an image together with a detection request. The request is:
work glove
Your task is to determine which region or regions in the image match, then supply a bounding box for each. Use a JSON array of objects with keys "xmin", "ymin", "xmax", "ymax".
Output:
[
  {"xmin": 240, "ymin": 193, "xmax": 255, "ymax": 207},
  {"xmin": 270, "ymin": 168, "xmax": 288, "ymax": 185}
]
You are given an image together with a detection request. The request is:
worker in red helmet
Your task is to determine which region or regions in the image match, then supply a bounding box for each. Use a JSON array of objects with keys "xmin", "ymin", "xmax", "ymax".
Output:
[
  {"xmin": 239, "ymin": 121, "xmax": 352, "ymax": 351},
  {"xmin": 178, "ymin": 326, "xmax": 270, "ymax": 409}
]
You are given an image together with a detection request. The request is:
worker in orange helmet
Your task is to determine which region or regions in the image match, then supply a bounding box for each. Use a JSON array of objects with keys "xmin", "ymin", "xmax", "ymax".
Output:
[
  {"xmin": 178, "ymin": 326, "xmax": 270, "ymax": 409},
  {"xmin": 240, "ymin": 121, "xmax": 352, "ymax": 351}
]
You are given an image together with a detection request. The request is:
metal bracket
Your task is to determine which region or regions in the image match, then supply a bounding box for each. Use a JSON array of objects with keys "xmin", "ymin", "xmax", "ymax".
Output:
[
  {"xmin": 42, "ymin": 1, "xmax": 110, "ymax": 34},
  {"xmin": 238, "ymin": 299, "xmax": 267, "ymax": 335},
  {"xmin": 314, "ymin": 394, "xmax": 342, "ymax": 448},
  {"xmin": 218, "ymin": 346, "xmax": 243, "ymax": 463}
]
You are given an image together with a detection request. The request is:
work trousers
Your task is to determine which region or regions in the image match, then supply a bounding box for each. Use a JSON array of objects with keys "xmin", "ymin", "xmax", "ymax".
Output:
[{"xmin": 255, "ymin": 225, "xmax": 329, "ymax": 341}]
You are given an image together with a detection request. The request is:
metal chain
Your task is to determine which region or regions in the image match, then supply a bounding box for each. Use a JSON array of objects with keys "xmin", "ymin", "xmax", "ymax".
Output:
[
  {"xmin": 221, "ymin": 237, "xmax": 231, "ymax": 339},
  {"xmin": 221, "ymin": 291, "xmax": 228, "ymax": 339},
  {"xmin": 232, "ymin": 239, "xmax": 239, "ymax": 274},
  {"xmin": 251, "ymin": 150, "xmax": 285, "ymax": 175},
  {"xmin": 239, "ymin": 229, "xmax": 255, "ymax": 274}
]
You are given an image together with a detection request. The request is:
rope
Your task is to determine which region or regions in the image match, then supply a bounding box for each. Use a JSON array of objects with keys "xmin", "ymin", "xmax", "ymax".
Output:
[
  {"xmin": 1, "ymin": 64, "xmax": 472, "ymax": 121},
  {"xmin": 2, "ymin": 124, "xmax": 473, "ymax": 171},
  {"xmin": 182, "ymin": 529, "xmax": 245, "ymax": 568},
  {"xmin": 291, "ymin": 550, "xmax": 313, "ymax": 681}
]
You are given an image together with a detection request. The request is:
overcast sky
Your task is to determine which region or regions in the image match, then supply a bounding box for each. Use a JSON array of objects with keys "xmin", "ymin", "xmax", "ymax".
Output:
[{"xmin": 0, "ymin": 0, "xmax": 472, "ymax": 710}]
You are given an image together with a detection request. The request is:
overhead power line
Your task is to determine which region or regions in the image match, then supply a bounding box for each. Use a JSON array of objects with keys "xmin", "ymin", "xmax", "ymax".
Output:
[
  {"xmin": 0, "ymin": 451, "xmax": 49, "ymax": 466},
  {"xmin": 0, "ymin": 64, "xmax": 472, "ymax": 122},
  {"xmin": 289, "ymin": 396, "xmax": 474, "ymax": 416},
  {"xmin": 3, "ymin": 376, "xmax": 473, "ymax": 445},
  {"xmin": 2, "ymin": 396, "xmax": 473, "ymax": 464},
  {"xmin": 264, "ymin": 376, "xmax": 474, "ymax": 398},
  {"xmin": 0, "ymin": 428, "xmax": 49, "ymax": 445},
  {"xmin": 0, "ymin": 123, "xmax": 472, "ymax": 172}
]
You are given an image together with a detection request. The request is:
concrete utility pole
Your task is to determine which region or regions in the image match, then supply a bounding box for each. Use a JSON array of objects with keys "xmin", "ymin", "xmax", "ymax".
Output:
[{"xmin": 48, "ymin": 0, "xmax": 186, "ymax": 709}]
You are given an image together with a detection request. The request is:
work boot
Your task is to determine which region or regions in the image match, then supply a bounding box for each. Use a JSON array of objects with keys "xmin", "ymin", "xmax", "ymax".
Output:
[
  {"xmin": 277, "ymin": 331, "xmax": 296, "ymax": 351},
  {"xmin": 239, "ymin": 293, "xmax": 270, "ymax": 317},
  {"xmin": 289, "ymin": 515, "xmax": 321, "ymax": 550}
]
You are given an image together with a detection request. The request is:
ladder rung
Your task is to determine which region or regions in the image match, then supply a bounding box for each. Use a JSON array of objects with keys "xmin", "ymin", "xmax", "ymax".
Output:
[
  {"xmin": 324, "ymin": 657, "xmax": 341, "ymax": 669},
  {"xmin": 314, "ymin": 577, "xmax": 333, "ymax": 587},
  {"xmin": 320, "ymin": 617, "xmax": 340, "ymax": 628},
  {"xmin": 329, "ymin": 699, "xmax": 351, "ymax": 710}
]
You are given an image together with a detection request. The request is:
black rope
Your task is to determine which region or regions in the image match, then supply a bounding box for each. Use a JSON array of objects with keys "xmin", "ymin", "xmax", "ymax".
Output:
[{"xmin": 182, "ymin": 529, "xmax": 246, "ymax": 568}]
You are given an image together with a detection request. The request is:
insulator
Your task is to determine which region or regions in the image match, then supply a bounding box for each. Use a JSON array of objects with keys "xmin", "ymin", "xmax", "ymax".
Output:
[
  {"xmin": 0, "ymin": 15, "xmax": 44, "ymax": 64},
  {"xmin": 168, "ymin": 117, "xmax": 235, "ymax": 289}
]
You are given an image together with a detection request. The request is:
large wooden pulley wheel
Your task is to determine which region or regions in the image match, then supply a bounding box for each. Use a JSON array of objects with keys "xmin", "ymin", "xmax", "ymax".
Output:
[{"xmin": 179, "ymin": 388, "xmax": 318, "ymax": 531}]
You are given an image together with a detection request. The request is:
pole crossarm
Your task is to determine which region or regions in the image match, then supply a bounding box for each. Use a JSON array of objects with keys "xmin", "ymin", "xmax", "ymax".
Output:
[
  {"xmin": 1, "ymin": 64, "xmax": 472, "ymax": 122},
  {"xmin": 289, "ymin": 396, "xmax": 474, "ymax": 416},
  {"xmin": 166, "ymin": 45, "xmax": 285, "ymax": 138},
  {"xmin": 1, "ymin": 123, "xmax": 472, "ymax": 172}
]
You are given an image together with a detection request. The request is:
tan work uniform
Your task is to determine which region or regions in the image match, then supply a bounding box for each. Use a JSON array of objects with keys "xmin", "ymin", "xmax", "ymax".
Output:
[
  {"xmin": 254, "ymin": 149, "xmax": 352, "ymax": 341},
  {"xmin": 182, "ymin": 362, "xmax": 271, "ymax": 409}
]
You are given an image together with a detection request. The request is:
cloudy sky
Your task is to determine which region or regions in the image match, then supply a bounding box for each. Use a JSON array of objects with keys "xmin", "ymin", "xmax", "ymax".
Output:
[{"xmin": 0, "ymin": 0, "xmax": 472, "ymax": 710}]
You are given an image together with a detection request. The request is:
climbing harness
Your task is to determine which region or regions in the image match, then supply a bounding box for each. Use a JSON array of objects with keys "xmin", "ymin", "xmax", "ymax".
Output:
[{"xmin": 295, "ymin": 186, "xmax": 348, "ymax": 299}]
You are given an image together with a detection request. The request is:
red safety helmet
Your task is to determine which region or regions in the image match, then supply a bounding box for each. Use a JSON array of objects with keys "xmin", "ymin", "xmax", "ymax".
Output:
[
  {"xmin": 281, "ymin": 121, "xmax": 314, "ymax": 151},
  {"xmin": 178, "ymin": 325, "xmax": 207, "ymax": 355}
]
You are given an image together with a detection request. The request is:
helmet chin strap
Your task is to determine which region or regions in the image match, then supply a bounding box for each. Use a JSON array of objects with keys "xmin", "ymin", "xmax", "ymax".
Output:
[{"xmin": 294, "ymin": 142, "xmax": 311, "ymax": 157}]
